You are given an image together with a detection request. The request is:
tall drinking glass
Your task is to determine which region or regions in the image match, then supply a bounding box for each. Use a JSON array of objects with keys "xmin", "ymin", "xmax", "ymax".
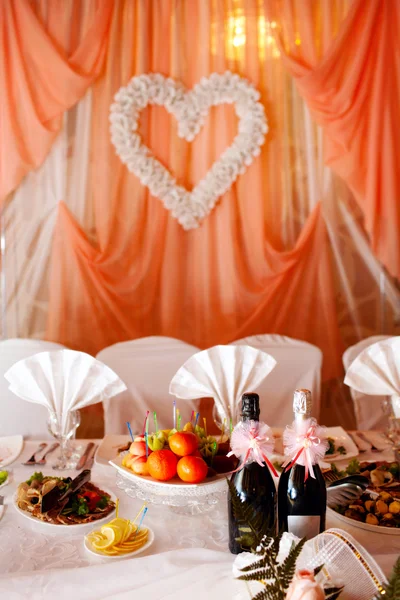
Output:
[{"xmin": 47, "ymin": 410, "xmax": 81, "ymax": 470}]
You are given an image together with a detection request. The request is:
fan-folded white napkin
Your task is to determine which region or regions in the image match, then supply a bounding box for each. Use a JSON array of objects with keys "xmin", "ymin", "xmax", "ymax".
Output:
[
  {"xmin": 169, "ymin": 345, "xmax": 276, "ymax": 423},
  {"xmin": 4, "ymin": 349, "xmax": 127, "ymax": 433},
  {"xmin": 344, "ymin": 336, "xmax": 400, "ymax": 418}
]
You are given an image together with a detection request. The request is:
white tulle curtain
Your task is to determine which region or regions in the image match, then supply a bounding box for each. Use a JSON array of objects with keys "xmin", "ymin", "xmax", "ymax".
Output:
[{"xmin": 1, "ymin": 91, "xmax": 94, "ymax": 339}]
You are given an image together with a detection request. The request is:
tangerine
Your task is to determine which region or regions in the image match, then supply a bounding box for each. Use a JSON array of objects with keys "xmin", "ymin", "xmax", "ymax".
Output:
[
  {"xmin": 147, "ymin": 449, "xmax": 177, "ymax": 481},
  {"xmin": 177, "ymin": 455, "xmax": 208, "ymax": 483},
  {"xmin": 169, "ymin": 431, "xmax": 198, "ymax": 457}
]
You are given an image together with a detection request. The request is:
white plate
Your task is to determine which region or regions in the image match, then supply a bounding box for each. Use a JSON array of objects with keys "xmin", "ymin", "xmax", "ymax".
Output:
[
  {"xmin": 95, "ymin": 435, "xmax": 132, "ymax": 467},
  {"xmin": 13, "ymin": 484, "xmax": 116, "ymax": 530},
  {"xmin": 271, "ymin": 426, "xmax": 358, "ymax": 463},
  {"xmin": 84, "ymin": 526, "xmax": 154, "ymax": 559},
  {"xmin": 109, "ymin": 454, "xmax": 227, "ymax": 490},
  {"xmin": 0, "ymin": 436, "xmax": 23, "ymax": 467},
  {"xmin": 327, "ymin": 506, "xmax": 400, "ymax": 536}
]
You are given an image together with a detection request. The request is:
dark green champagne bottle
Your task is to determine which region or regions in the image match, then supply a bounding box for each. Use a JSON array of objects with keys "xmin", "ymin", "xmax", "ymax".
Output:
[
  {"xmin": 278, "ymin": 389, "xmax": 326, "ymax": 540},
  {"xmin": 228, "ymin": 392, "xmax": 276, "ymax": 554}
]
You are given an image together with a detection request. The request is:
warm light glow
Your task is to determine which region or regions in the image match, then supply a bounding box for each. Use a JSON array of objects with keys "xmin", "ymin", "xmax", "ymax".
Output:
[{"xmin": 210, "ymin": 7, "xmax": 280, "ymax": 60}]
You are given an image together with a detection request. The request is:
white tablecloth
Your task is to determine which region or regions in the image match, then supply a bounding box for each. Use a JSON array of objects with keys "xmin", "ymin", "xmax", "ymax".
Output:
[{"xmin": 1, "ymin": 442, "xmax": 399, "ymax": 599}]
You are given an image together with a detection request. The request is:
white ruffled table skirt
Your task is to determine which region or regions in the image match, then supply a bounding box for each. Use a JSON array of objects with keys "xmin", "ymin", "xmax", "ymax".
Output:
[{"xmin": 0, "ymin": 441, "xmax": 399, "ymax": 600}]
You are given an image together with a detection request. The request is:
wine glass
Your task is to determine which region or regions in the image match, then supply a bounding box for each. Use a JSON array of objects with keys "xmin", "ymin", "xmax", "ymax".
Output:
[{"xmin": 47, "ymin": 410, "xmax": 81, "ymax": 470}]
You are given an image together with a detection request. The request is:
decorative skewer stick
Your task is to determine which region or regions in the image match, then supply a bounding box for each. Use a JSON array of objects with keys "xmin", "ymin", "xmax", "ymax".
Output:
[
  {"xmin": 134, "ymin": 506, "xmax": 148, "ymax": 538},
  {"xmin": 173, "ymin": 400, "xmax": 177, "ymax": 429},
  {"xmin": 177, "ymin": 408, "xmax": 181, "ymax": 431},
  {"xmin": 194, "ymin": 412, "xmax": 200, "ymax": 428},
  {"xmin": 203, "ymin": 417, "xmax": 207, "ymax": 438},
  {"xmin": 229, "ymin": 418, "xmax": 233, "ymax": 436},
  {"xmin": 145, "ymin": 415, "xmax": 149, "ymax": 458},
  {"xmin": 153, "ymin": 411, "xmax": 158, "ymax": 434},
  {"xmin": 133, "ymin": 502, "xmax": 147, "ymax": 523},
  {"xmin": 126, "ymin": 422, "xmax": 134, "ymax": 441},
  {"xmin": 142, "ymin": 410, "xmax": 150, "ymax": 436}
]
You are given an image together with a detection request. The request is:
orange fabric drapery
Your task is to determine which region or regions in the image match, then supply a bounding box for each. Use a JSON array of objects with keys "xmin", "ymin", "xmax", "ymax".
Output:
[
  {"xmin": 0, "ymin": 0, "xmax": 114, "ymax": 204},
  {"xmin": 267, "ymin": 0, "xmax": 400, "ymax": 281},
  {"xmin": 46, "ymin": 0, "xmax": 343, "ymax": 380}
]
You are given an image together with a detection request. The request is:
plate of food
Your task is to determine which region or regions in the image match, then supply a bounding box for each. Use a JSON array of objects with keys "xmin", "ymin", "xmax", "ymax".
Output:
[
  {"xmin": 327, "ymin": 458, "xmax": 400, "ymax": 498},
  {"xmin": 14, "ymin": 469, "xmax": 116, "ymax": 528},
  {"xmin": 84, "ymin": 516, "xmax": 154, "ymax": 559},
  {"xmin": 327, "ymin": 490, "xmax": 400, "ymax": 535},
  {"xmin": 0, "ymin": 435, "xmax": 23, "ymax": 468}
]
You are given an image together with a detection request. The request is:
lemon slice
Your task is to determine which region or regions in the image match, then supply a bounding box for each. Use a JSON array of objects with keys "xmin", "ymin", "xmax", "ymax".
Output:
[
  {"xmin": 92, "ymin": 527, "xmax": 116, "ymax": 550},
  {"xmin": 101, "ymin": 524, "xmax": 124, "ymax": 545}
]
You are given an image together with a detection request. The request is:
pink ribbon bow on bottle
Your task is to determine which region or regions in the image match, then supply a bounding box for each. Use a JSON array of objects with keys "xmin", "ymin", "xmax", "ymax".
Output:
[
  {"xmin": 282, "ymin": 418, "xmax": 328, "ymax": 481},
  {"xmin": 227, "ymin": 420, "xmax": 278, "ymax": 477}
]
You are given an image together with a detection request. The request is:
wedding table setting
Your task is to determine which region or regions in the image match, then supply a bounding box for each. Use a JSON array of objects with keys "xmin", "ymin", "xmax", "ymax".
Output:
[{"xmin": 0, "ymin": 341, "xmax": 400, "ymax": 599}]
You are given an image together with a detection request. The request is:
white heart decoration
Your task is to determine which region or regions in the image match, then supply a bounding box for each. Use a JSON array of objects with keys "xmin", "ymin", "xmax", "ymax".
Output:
[{"xmin": 109, "ymin": 71, "xmax": 268, "ymax": 230}]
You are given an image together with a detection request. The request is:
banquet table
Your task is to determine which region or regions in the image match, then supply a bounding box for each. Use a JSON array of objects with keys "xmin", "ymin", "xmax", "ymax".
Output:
[{"xmin": 1, "ymin": 440, "xmax": 399, "ymax": 600}]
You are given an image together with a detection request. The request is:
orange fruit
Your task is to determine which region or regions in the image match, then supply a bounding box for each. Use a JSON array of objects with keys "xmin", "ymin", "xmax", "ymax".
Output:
[
  {"xmin": 147, "ymin": 449, "xmax": 177, "ymax": 481},
  {"xmin": 169, "ymin": 432, "xmax": 198, "ymax": 457},
  {"xmin": 177, "ymin": 456, "xmax": 208, "ymax": 483}
]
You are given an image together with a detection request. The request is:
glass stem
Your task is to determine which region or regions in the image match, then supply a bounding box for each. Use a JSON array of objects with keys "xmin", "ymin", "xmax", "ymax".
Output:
[{"xmin": 59, "ymin": 437, "xmax": 69, "ymax": 468}]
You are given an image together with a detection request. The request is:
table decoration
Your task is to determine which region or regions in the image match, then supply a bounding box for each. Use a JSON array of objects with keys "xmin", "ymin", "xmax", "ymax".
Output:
[
  {"xmin": 109, "ymin": 71, "xmax": 267, "ymax": 230},
  {"xmin": 4, "ymin": 350, "xmax": 127, "ymax": 469},
  {"xmin": 169, "ymin": 344, "xmax": 276, "ymax": 426}
]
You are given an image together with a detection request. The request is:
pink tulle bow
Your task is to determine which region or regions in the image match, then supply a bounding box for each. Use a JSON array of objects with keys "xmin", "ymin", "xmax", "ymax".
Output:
[
  {"xmin": 227, "ymin": 420, "xmax": 278, "ymax": 477},
  {"xmin": 282, "ymin": 418, "xmax": 328, "ymax": 481}
]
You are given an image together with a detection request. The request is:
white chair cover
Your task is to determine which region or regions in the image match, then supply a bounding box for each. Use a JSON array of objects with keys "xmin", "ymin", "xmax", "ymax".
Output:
[
  {"xmin": 97, "ymin": 337, "xmax": 201, "ymax": 435},
  {"xmin": 0, "ymin": 338, "xmax": 65, "ymax": 438},
  {"xmin": 343, "ymin": 335, "xmax": 392, "ymax": 430},
  {"xmin": 230, "ymin": 334, "xmax": 322, "ymax": 426}
]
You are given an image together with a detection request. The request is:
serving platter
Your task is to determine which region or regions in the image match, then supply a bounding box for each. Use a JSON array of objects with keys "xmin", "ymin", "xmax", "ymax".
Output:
[
  {"xmin": 13, "ymin": 486, "xmax": 116, "ymax": 530},
  {"xmin": 327, "ymin": 506, "xmax": 400, "ymax": 536},
  {"xmin": 84, "ymin": 526, "xmax": 154, "ymax": 559},
  {"xmin": 109, "ymin": 454, "xmax": 227, "ymax": 492}
]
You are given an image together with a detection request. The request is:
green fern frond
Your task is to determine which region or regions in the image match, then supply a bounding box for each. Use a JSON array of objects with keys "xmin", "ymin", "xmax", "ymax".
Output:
[
  {"xmin": 314, "ymin": 564, "xmax": 324, "ymax": 577},
  {"xmin": 378, "ymin": 556, "xmax": 400, "ymax": 600},
  {"xmin": 238, "ymin": 567, "xmax": 275, "ymax": 582},
  {"xmin": 323, "ymin": 586, "xmax": 345, "ymax": 599},
  {"xmin": 277, "ymin": 537, "xmax": 306, "ymax": 587},
  {"xmin": 227, "ymin": 478, "xmax": 275, "ymax": 550},
  {"xmin": 239, "ymin": 554, "xmax": 271, "ymax": 572}
]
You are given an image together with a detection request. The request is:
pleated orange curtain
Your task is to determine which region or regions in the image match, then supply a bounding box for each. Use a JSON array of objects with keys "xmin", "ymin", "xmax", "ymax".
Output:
[
  {"xmin": 267, "ymin": 0, "xmax": 400, "ymax": 281},
  {"xmin": 46, "ymin": 0, "xmax": 343, "ymax": 379},
  {"xmin": 0, "ymin": 0, "xmax": 114, "ymax": 204}
]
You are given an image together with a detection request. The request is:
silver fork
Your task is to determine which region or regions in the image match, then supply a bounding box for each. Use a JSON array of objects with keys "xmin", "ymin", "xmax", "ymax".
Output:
[
  {"xmin": 35, "ymin": 443, "xmax": 59, "ymax": 465},
  {"xmin": 0, "ymin": 496, "xmax": 4, "ymax": 520},
  {"xmin": 23, "ymin": 443, "xmax": 47, "ymax": 466}
]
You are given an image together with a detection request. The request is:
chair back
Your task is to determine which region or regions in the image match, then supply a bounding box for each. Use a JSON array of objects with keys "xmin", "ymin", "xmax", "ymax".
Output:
[
  {"xmin": 97, "ymin": 337, "xmax": 201, "ymax": 435},
  {"xmin": 231, "ymin": 334, "xmax": 323, "ymax": 426},
  {"xmin": 0, "ymin": 338, "xmax": 65, "ymax": 438}
]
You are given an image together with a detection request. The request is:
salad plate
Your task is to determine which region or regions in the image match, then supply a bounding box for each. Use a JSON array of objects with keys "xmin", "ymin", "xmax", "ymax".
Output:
[
  {"xmin": 0, "ymin": 435, "xmax": 23, "ymax": 468},
  {"xmin": 84, "ymin": 526, "xmax": 154, "ymax": 559}
]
